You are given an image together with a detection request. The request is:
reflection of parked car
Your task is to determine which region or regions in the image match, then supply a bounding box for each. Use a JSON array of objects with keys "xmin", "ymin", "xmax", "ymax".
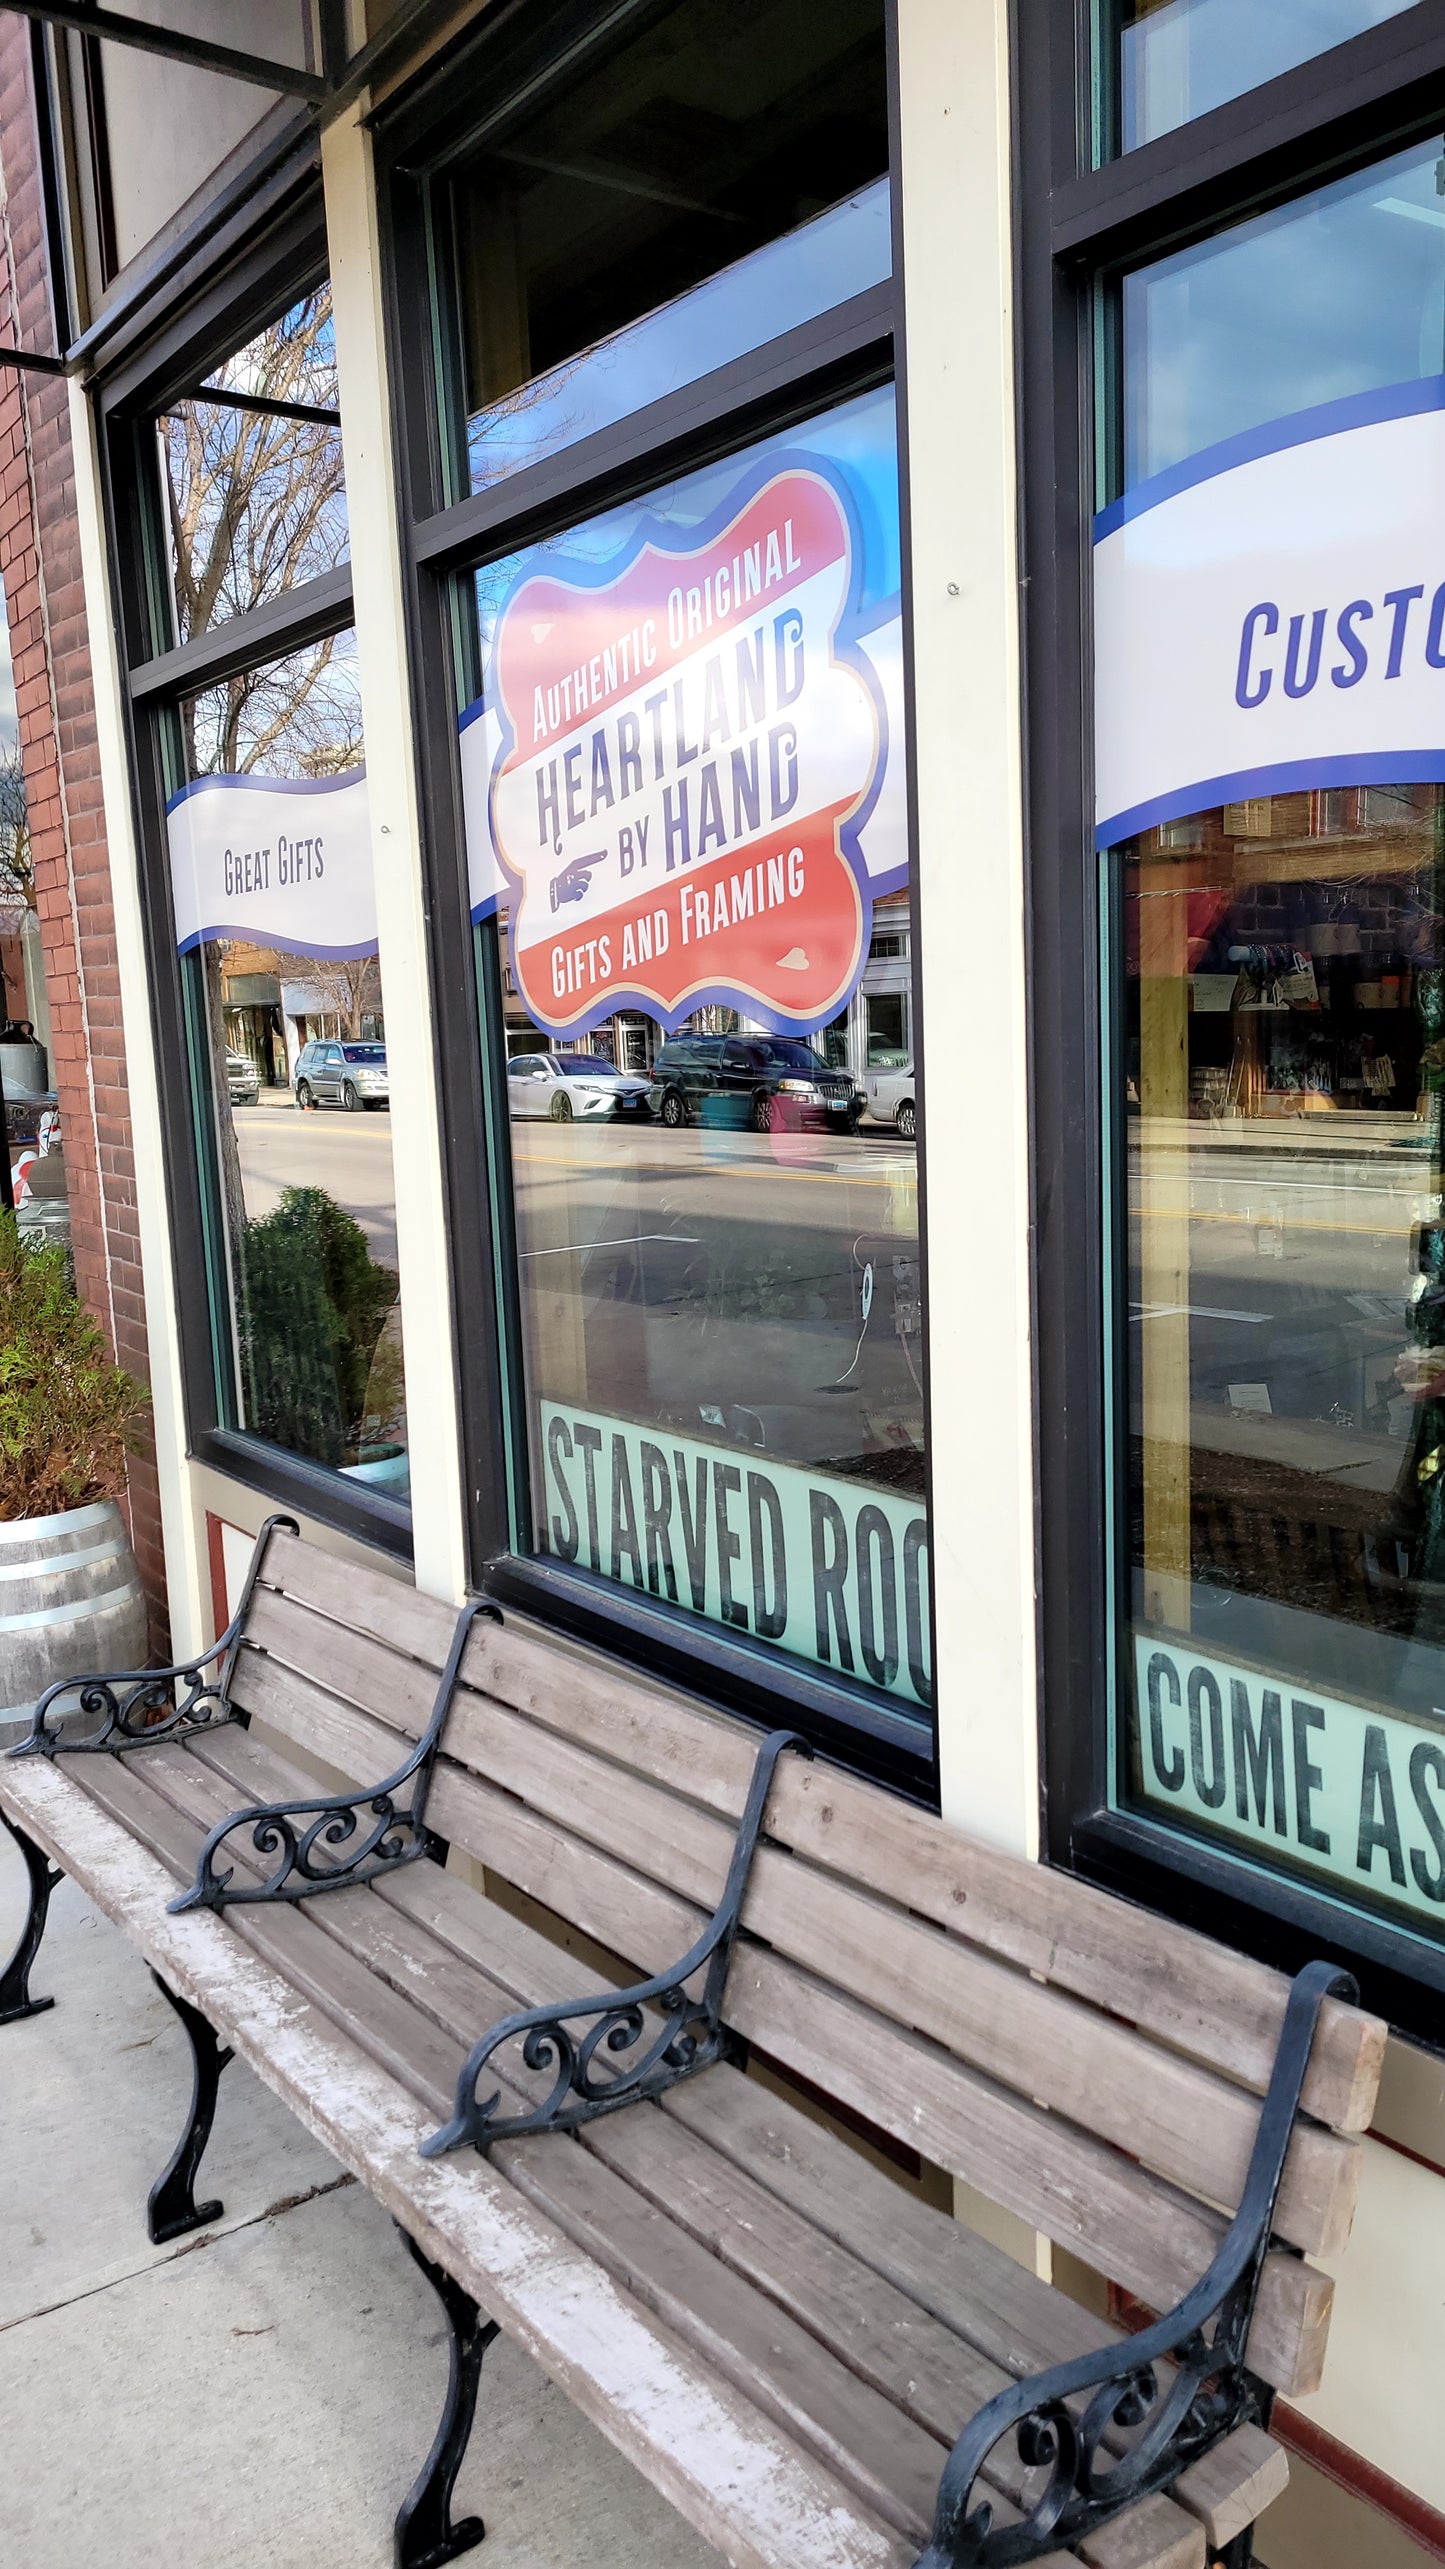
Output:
[
  {"xmin": 226, "ymin": 1048, "xmax": 259, "ymax": 1105},
  {"xmin": 649, "ymin": 1034, "xmax": 860, "ymax": 1132},
  {"xmin": 862, "ymin": 1046, "xmax": 915, "ymax": 1139},
  {"xmin": 294, "ymin": 1039, "xmax": 390, "ymax": 1110},
  {"xmin": 506, "ymin": 1051, "xmax": 651, "ymax": 1121}
]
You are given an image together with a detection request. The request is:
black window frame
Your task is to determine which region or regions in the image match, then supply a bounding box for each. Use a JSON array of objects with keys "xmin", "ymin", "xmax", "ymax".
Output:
[
  {"xmin": 1021, "ymin": 0, "xmax": 1445, "ymax": 2043},
  {"xmin": 92, "ymin": 179, "xmax": 413, "ymax": 1560},
  {"xmin": 373, "ymin": 0, "xmax": 939, "ymax": 1798}
]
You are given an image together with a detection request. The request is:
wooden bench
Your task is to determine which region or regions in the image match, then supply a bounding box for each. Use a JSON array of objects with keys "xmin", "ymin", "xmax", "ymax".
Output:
[{"xmin": 0, "ymin": 1515, "xmax": 1387, "ymax": 2569}]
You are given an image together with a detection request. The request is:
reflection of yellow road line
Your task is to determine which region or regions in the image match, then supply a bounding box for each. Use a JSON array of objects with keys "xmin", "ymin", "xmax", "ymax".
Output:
[{"xmin": 1135, "ymin": 1205, "xmax": 1416, "ymax": 1237}]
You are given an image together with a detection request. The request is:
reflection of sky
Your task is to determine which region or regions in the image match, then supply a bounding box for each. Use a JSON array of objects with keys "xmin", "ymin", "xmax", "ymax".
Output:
[
  {"xmin": 473, "ymin": 385, "xmax": 899, "ymax": 679},
  {"xmin": 1120, "ymin": 0, "xmax": 1416, "ymax": 150},
  {"xmin": 1124, "ymin": 140, "xmax": 1445, "ymax": 485},
  {"xmin": 467, "ymin": 180, "xmax": 891, "ymax": 495}
]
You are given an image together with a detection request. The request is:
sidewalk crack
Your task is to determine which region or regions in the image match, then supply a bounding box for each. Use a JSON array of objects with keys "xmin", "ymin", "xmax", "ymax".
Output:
[{"xmin": 0, "ymin": 2170, "xmax": 356, "ymax": 2334}]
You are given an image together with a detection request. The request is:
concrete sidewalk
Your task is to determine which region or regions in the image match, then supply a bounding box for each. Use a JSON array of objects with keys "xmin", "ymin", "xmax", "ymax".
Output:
[{"xmin": 0, "ymin": 1858, "xmax": 719, "ymax": 2569}]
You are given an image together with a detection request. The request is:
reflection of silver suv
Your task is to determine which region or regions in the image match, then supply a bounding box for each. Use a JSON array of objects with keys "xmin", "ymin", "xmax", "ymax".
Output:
[
  {"xmin": 294, "ymin": 1039, "xmax": 390, "ymax": 1111},
  {"xmin": 226, "ymin": 1048, "xmax": 259, "ymax": 1105},
  {"xmin": 861, "ymin": 1046, "xmax": 915, "ymax": 1139}
]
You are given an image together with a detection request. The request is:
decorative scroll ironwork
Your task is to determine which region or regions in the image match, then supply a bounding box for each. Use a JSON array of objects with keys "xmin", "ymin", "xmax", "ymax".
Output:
[
  {"xmin": 7, "ymin": 1513, "xmax": 300, "ymax": 1761},
  {"xmin": 911, "ymin": 1959, "xmax": 1359, "ymax": 2569},
  {"xmin": 421, "ymin": 1728, "xmax": 811, "ymax": 2161},
  {"xmin": 169, "ymin": 1597, "xmax": 497, "ymax": 1915}
]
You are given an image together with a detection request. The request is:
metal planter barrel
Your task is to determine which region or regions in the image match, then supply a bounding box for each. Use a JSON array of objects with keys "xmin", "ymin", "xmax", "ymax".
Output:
[{"xmin": 0, "ymin": 1499, "xmax": 148, "ymax": 1741}]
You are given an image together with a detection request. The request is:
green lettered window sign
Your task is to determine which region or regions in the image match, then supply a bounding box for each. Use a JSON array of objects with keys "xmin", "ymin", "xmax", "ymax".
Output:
[
  {"xmin": 541, "ymin": 1401, "xmax": 931, "ymax": 1711},
  {"xmin": 1133, "ymin": 1635, "xmax": 1445, "ymax": 1928}
]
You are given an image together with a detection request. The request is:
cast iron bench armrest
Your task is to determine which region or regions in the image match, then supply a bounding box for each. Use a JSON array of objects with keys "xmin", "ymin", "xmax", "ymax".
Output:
[
  {"xmin": 911, "ymin": 1957, "xmax": 1358, "ymax": 2569},
  {"xmin": 421, "ymin": 1728, "xmax": 811, "ymax": 2158},
  {"xmin": 169, "ymin": 1597, "xmax": 496, "ymax": 1913},
  {"xmin": 7, "ymin": 1513, "xmax": 299, "ymax": 1761}
]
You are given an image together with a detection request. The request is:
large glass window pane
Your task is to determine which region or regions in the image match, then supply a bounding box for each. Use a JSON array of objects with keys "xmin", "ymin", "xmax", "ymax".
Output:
[
  {"xmin": 464, "ymin": 384, "xmax": 927, "ymax": 1713},
  {"xmin": 450, "ymin": 0, "xmax": 889, "ymax": 496},
  {"xmin": 159, "ymin": 287, "xmax": 346, "ymax": 645},
  {"xmin": 174, "ymin": 635, "xmax": 409, "ymax": 1499},
  {"xmin": 1120, "ymin": 138, "xmax": 1445, "ymax": 487},
  {"xmin": 1106, "ymin": 144, "xmax": 1445, "ymax": 1939},
  {"xmin": 1117, "ymin": 795, "xmax": 1445, "ymax": 1931},
  {"xmin": 1102, "ymin": 0, "xmax": 1418, "ymax": 157}
]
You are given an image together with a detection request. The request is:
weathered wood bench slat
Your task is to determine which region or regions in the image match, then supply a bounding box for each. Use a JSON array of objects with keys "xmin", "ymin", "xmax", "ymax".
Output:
[
  {"xmin": 0, "ymin": 1754, "xmax": 916, "ymax": 2569},
  {"xmin": 444, "ymin": 1589, "xmax": 1378, "ymax": 2126},
  {"xmin": 191, "ymin": 1730, "xmax": 1216, "ymax": 2569},
  {"xmin": 4, "ymin": 1525, "xmax": 1386, "ymax": 2569},
  {"xmin": 224, "ymin": 1641, "xmax": 1337, "ymax": 2388},
  {"xmin": 242, "ymin": 1556, "xmax": 1381, "ymax": 2135},
  {"xmin": 231, "ymin": 1610, "xmax": 1357, "ymax": 2259},
  {"xmin": 134, "ymin": 1724, "xmax": 1208, "ymax": 2569},
  {"xmin": 93, "ymin": 1737, "xmax": 1091, "ymax": 2563}
]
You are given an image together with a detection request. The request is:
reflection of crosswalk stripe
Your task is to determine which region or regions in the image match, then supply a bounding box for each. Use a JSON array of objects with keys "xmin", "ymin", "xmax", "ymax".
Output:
[{"xmin": 1131, "ymin": 1303, "xmax": 1266, "ymax": 1323}]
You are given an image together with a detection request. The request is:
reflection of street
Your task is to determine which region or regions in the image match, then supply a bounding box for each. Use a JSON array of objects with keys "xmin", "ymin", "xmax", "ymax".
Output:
[
  {"xmin": 1130, "ymin": 1122, "xmax": 1441, "ymax": 1631},
  {"xmin": 233, "ymin": 1106, "xmax": 400, "ymax": 1267},
  {"xmin": 505, "ymin": 1120, "xmax": 924, "ymax": 1487}
]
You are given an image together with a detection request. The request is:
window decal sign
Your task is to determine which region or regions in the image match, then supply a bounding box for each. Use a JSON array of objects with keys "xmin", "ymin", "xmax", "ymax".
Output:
[
  {"xmin": 1132, "ymin": 1632, "xmax": 1445, "ymax": 1931},
  {"xmin": 1095, "ymin": 376, "xmax": 1445, "ymax": 847},
  {"xmin": 461, "ymin": 393, "xmax": 905, "ymax": 1038},
  {"xmin": 541, "ymin": 1399, "xmax": 931, "ymax": 1712},
  {"xmin": 166, "ymin": 768, "xmax": 376, "ymax": 957}
]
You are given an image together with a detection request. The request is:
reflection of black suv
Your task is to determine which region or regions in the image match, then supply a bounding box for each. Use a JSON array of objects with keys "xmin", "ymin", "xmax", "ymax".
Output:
[{"xmin": 648, "ymin": 1035, "xmax": 861, "ymax": 1132}]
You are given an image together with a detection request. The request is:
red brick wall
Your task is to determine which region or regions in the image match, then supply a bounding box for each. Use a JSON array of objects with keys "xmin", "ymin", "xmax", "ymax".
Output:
[{"xmin": 0, "ymin": 23, "xmax": 167, "ymax": 1640}]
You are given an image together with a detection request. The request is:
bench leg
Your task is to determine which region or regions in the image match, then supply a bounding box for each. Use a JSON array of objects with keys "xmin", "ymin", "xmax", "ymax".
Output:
[
  {"xmin": 395, "ymin": 2222, "xmax": 497, "ymax": 2569},
  {"xmin": 1213, "ymin": 2537, "xmax": 1255, "ymax": 2569},
  {"xmin": 0, "ymin": 1810, "xmax": 62, "ymax": 2025},
  {"xmin": 147, "ymin": 1970, "xmax": 233, "ymax": 2244}
]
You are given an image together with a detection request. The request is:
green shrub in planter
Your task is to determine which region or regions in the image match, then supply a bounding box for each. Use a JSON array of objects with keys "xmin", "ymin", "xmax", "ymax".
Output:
[
  {"xmin": 239, "ymin": 1185, "xmax": 399, "ymax": 1468},
  {"xmin": 0, "ymin": 1212, "xmax": 148, "ymax": 1518}
]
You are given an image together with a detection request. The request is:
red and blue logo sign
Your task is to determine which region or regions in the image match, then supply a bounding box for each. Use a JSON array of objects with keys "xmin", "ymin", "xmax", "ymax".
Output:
[{"xmin": 480, "ymin": 455, "xmax": 888, "ymax": 1038}]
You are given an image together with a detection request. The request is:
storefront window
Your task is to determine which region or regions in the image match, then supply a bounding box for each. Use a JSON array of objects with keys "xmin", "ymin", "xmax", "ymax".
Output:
[
  {"xmin": 1102, "ymin": 143, "xmax": 1445, "ymax": 1941},
  {"xmin": 448, "ymin": 0, "xmax": 889, "ymax": 494},
  {"xmin": 462, "ymin": 382, "xmax": 927, "ymax": 1711},
  {"xmin": 171, "ymin": 641, "xmax": 408, "ymax": 1499},
  {"xmin": 1099, "ymin": 0, "xmax": 1419, "ymax": 157}
]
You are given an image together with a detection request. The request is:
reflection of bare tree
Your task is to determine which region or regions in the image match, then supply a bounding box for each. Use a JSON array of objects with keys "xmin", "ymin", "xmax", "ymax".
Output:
[
  {"xmin": 0, "ymin": 746, "xmax": 30, "ymax": 910},
  {"xmin": 467, "ymin": 344, "xmax": 594, "ymax": 488},
  {"xmin": 165, "ymin": 288, "xmax": 354, "ymax": 779},
  {"xmin": 271, "ymin": 950, "xmax": 382, "ymax": 1041}
]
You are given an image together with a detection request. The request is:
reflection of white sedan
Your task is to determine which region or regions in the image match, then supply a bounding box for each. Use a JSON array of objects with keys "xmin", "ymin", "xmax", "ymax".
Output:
[
  {"xmin": 862, "ymin": 1049, "xmax": 916, "ymax": 1139},
  {"xmin": 506, "ymin": 1050, "xmax": 652, "ymax": 1122}
]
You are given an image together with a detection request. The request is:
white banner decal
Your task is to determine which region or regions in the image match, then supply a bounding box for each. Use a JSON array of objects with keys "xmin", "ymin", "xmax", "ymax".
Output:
[
  {"xmin": 1095, "ymin": 377, "xmax": 1445, "ymax": 846},
  {"xmin": 166, "ymin": 768, "xmax": 375, "ymax": 957},
  {"xmin": 1133, "ymin": 1632, "xmax": 1445, "ymax": 1929},
  {"xmin": 540, "ymin": 1400, "xmax": 931, "ymax": 1711}
]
